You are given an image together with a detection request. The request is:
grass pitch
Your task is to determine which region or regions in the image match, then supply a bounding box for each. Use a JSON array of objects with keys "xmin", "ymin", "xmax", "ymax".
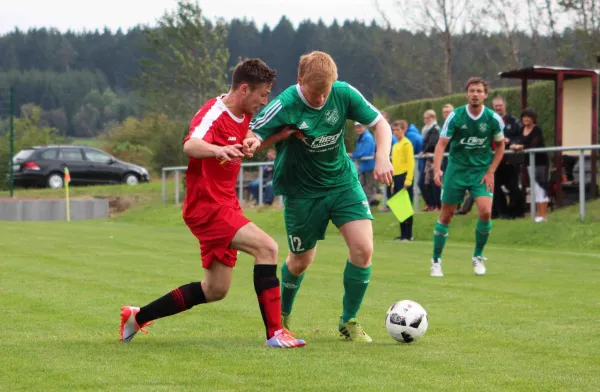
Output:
[{"xmin": 1, "ymin": 184, "xmax": 600, "ymax": 391}]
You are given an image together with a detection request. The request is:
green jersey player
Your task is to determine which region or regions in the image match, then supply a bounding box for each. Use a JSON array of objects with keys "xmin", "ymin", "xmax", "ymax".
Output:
[
  {"xmin": 250, "ymin": 51, "xmax": 394, "ymax": 342},
  {"xmin": 431, "ymin": 77, "xmax": 505, "ymax": 277}
]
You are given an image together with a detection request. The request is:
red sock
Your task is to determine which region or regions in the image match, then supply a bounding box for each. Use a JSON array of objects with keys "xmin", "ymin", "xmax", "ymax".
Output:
[{"xmin": 254, "ymin": 265, "xmax": 283, "ymax": 339}]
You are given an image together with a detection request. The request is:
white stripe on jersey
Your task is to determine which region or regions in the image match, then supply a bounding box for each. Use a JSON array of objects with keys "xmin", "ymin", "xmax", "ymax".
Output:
[
  {"xmin": 347, "ymin": 84, "xmax": 381, "ymax": 124},
  {"xmin": 250, "ymin": 100, "xmax": 282, "ymax": 130},
  {"xmin": 492, "ymin": 112, "xmax": 506, "ymax": 141},
  {"xmin": 191, "ymin": 100, "xmax": 223, "ymax": 140},
  {"xmin": 440, "ymin": 111, "xmax": 455, "ymax": 138}
]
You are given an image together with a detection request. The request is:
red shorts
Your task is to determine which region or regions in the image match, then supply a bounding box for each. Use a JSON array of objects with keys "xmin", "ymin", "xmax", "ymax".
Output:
[{"xmin": 184, "ymin": 206, "xmax": 250, "ymax": 269}]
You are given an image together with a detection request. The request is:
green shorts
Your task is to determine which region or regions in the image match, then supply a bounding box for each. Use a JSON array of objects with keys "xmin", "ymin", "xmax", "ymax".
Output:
[
  {"xmin": 441, "ymin": 163, "xmax": 493, "ymax": 205},
  {"xmin": 283, "ymin": 184, "xmax": 373, "ymax": 254}
]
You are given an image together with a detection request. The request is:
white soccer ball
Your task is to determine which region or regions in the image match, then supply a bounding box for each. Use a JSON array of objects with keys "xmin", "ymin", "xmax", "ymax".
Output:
[{"xmin": 385, "ymin": 300, "xmax": 428, "ymax": 343}]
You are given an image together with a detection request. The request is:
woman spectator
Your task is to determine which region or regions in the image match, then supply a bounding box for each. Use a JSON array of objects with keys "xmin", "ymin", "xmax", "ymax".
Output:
[{"xmin": 510, "ymin": 107, "xmax": 549, "ymax": 222}]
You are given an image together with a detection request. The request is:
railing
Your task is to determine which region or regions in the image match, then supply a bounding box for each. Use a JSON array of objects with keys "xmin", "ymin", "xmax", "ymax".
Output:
[{"xmin": 162, "ymin": 145, "xmax": 599, "ymax": 221}]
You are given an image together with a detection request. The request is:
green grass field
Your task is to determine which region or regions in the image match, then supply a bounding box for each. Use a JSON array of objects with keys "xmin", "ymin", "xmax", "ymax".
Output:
[{"xmin": 2, "ymin": 183, "xmax": 600, "ymax": 391}]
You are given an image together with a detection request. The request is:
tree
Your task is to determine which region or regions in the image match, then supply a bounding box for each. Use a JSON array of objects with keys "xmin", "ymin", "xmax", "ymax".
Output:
[
  {"xmin": 135, "ymin": 1, "xmax": 229, "ymax": 118},
  {"xmin": 375, "ymin": 0, "xmax": 480, "ymax": 95},
  {"xmin": 558, "ymin": 0, "xmax": 600, "ymax": 66}
]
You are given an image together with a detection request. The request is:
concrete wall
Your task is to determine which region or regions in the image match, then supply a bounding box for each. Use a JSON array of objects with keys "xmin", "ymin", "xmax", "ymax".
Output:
[{"xmin": 0, "ymin": 199, "xmax": 109, "ymax": 221}]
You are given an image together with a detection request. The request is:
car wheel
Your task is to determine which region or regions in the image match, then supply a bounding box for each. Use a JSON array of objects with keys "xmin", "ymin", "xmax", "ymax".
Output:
[
  {"xmin": 47, "ymin": 173, "xmax": 64, "ymax": 189},
  {"xmin": 123, "ymin": 173, "xmax": 139, "ymax": 185}
]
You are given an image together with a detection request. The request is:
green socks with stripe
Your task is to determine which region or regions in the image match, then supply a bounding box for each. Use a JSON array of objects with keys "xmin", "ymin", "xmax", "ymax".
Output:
[
  {"xmin": 281, "ymin": 261, "xmax": 305, "ymax": 315},
  {"xmin": 433, "ymin": 221, "xmax": 449, "ymax": 261},
  {"xmin": 474, "ymin": 219, "xmax": 492, "ymax": 258},
  {"xmin": 341, "ymin": 261, "xmax": 372, "ymax": 323}
]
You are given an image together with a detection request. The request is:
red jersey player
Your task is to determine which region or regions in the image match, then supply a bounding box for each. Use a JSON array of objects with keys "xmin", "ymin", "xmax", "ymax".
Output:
[{"xmin": 119, "ymin": 59, "xmax": 306, "ymax": 349}]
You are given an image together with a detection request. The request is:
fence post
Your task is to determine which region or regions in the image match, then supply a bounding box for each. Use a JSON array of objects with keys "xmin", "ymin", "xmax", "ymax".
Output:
[
  {"xmin": 579, "ymin": 149, "xmax": 586, "ymax": 221},
  {"xmin": 174, "ymin": 170, "xmax": 180, "ymax": 206},
  {"xmin": 413, "ymin": 158, "xmax": 420, "ymax": 212},
  {"xmin": 162, "ymin": 169, "xmax": 166, "ymax": 204},
  {"xmin": 258, "ymin": 166, "xmax": 264, "ymax": 205},
  {"xmin": 528, "ymin": 152, "xmax": 536, "ymax": 221}
]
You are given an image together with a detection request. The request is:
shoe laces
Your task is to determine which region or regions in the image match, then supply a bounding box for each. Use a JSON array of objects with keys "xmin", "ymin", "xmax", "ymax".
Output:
[
  {"xmin": 347, "ymin": 320, "xmax": 367, "ymax": 336},
  {"xmin": 137, "ymin": 320, "xmax": 154, "ymax": 335},
  {"xmin": 274, "ymin": 328, "xmax": 297, "ymax": 341}
]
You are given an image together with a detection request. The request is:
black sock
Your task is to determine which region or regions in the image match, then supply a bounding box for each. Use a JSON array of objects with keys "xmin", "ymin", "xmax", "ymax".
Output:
[
  {"xmin": 253, "ymin": 264, "xmax": 282, "ymax": 339},
  {"xmin": 399, "ymin": 222, "xmax": 406, "ymax": 238},
  {"xmin": 135, "ymin": 282, "xmax": 206, "ymax": 326}
]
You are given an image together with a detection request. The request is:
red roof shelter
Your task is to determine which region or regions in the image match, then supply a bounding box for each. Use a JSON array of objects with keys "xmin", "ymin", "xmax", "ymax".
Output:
[{"xmin": 498, "ymin": 66, "xmax": 599, "ymax": 206}]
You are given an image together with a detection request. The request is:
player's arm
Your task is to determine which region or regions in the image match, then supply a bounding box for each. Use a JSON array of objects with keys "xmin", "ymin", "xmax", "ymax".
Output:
[
  {"xmin": 183, "ymin": 138, "xmax": 243, "ymax": 161},
  {"xmin": 346, "ymin": 83, "xmax": 393, "ymax": 184},
  {"xmin": 242, "ymin": 129, "xmax": 261, "ymax": 158},
  {"xmin": 405, "ymin": 141, "xmax": 415, "ymax": 188},
  {"xmin": 433, "ymin": 112, "xmax": 455, "ymax": 187},
  {"xmin": 250, "ymin": 98, "xmax": 295, "ymax": 152},
  {"xmin": 256, "ymin": 126, "xmax": 298, "ymax": 152},
  {"xmin": 487, "ymin": 113, "xmax": 507, "ymax": 175}
]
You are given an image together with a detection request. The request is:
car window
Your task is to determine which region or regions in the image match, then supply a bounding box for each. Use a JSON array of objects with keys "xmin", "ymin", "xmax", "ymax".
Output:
[
  {"xmin": 59, "ymin": 149, "xmax": 83, "ymax": 161},
  {"xmin": 13, "ymin": 149, "xmax": 35, "ymax": 161},
  {"xmin": 84, "ymin": 149, "xmax": 113, "ymax": 164},
  {"xmin": 40, "ymin": 149, "xmax": 58, "ymax": 160}
]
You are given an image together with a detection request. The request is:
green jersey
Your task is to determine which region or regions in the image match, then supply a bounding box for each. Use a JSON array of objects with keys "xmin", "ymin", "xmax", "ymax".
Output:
[
  {"xmin": 440, "ymin": 105, "xmax": 505, "ymax": 167},
  {"xmin": 250, "ymin": 81, "xmax": 382, "ymax": 198}
]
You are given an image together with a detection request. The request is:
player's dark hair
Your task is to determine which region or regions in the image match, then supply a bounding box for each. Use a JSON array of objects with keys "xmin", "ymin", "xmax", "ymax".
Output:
[
  {"xmin": 231, "ymin": 58, "xmax": 277, "ymax": 90},
  {"xmin": 521, "ymin": 107, "xmax": 538, "ymax": 124},
  {"xmin": 465, "ymin": 77, "xmax": 489, "ymax": 93}
]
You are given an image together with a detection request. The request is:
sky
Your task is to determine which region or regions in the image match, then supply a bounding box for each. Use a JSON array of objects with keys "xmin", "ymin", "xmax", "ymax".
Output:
[
  {"xmin": 0, "ymin": 0, "xmax": 400, "ymax": 34},
  {"xmin": 0, "ymin": 0, "xmax": 573, "ymax": 35}
]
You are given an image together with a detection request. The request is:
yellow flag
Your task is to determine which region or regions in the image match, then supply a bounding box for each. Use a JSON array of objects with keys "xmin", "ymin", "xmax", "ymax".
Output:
[{"xmin": 387, "ymin": 189, "xmax": 414, "ymax": 223}]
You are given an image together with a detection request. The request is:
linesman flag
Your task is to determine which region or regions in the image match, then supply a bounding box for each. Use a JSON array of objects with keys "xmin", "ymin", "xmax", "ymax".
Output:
[{"xmin": 64, "ymin": 167, "xmax": 71, "ymax": 184}]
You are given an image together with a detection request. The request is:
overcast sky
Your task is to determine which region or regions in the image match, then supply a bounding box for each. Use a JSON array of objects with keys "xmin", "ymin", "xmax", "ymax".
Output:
[
  {"xmin": 1, "ymin": 0, "xmax": 573, "ymax": 35},
  {"xmin": 0, "ymin": 0, "xmax": 400, "ymax": 34}
]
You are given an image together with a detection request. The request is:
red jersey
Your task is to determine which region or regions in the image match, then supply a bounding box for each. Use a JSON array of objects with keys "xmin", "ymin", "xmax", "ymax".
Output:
[{"xmin": 182, "ymin": 95, "xmax": 251, "ymax": 221}]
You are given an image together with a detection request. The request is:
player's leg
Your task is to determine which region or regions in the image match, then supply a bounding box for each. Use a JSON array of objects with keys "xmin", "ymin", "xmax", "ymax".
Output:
[
  {"xmin": 431, "ymin": 164, "xmax": 463, "ymax": 277},
  {"xmin": 280, "ymin": 196, "xmax": 328, "ymax": 330},
  {"xmin": 470, "ymin": 185, "xmax": 493, "ymax": 276},
  {"xmin": 332, "ymin": 184, "xmax": 374, "ymax": 342},
  {"xmin": 230, "ymin": 221, "xmax": 306, "ymax": 348}
]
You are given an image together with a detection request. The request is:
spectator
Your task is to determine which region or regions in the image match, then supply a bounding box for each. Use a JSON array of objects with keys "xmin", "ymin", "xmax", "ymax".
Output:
[
  {"xmin": 510, "ymin": 107, "xmax": 549, "ymax": 222},
  {"xmin": 391, "ymin": 120, "xmax": 415, "ymax": 241},
  {"xmin": 350, "ymin": 122, "xmax": 379, "ymax": 206},
  {"xmin": 492, "ymin": 95, "xmax": 525, "ymax": 219},
  {"xmin": 420, "ymin": 109, "xmax": 441, "ymax": 211},
  {"xmin": 248, "ymin": 148, "xmax": 276, "ymax": 205}
]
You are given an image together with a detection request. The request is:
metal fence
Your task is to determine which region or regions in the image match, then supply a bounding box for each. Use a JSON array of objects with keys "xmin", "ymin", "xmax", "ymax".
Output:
[{"xmin": 162, "ymin": 145, "xmax": 599, "ymax": 221}]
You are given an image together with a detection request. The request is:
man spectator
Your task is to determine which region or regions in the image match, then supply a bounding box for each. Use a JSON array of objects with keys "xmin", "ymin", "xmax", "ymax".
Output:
[
  {"xmin": 350, "ymin": 122, "xmax": 379, "ymax": 206},
  {"xmin": 492, "ymin": 96, "xmax": 525, "ymax": 219},
  {"xmin": 420, "ymin": 109, "xmax": 441, "ymax": 211},
  {"xmin": 248, "ymin": 148, "xmax": 276, "ymax": 205}
]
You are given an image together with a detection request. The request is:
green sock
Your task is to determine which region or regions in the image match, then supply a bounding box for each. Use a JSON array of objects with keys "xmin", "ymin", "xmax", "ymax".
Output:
[
  {"xmin": 474, "ymin": 219, "xmax": 492, "ymax": 258},
  {"xmin": 432, "ymin": 221, "xmax": 449, "ymax": 261},
  {"xmin": 342, "ymin": 261, "xmax": 372, "ymax": 323},
  {"xmin": 281, "ymin": 261, "xmax": 305, "ymax": 315}
]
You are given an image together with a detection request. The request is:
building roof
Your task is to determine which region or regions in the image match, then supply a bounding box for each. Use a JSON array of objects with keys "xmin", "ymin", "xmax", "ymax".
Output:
[{"xmin": 498, "ymin": 65, "xmax": 600, "ymax": 81}]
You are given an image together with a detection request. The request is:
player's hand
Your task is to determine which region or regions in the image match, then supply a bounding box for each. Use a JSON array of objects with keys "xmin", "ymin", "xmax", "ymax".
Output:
[
  {"xmin": 242, "ymin": 137, "xmax": 261, "ymax": 158},
  {"xmin": 216, "ymin": 144, "xmax": 243, "ymax": 162},
  {"xmin": 434, "ymin": 170, "xmax": 443, "ymax": 187},
  {"xmin": 374, "ymin": 156, "xmax": 394, "ymax": 185},
  {"xmin": 481, "ymin": 170, "xmax": 494, "ymax": 192}
]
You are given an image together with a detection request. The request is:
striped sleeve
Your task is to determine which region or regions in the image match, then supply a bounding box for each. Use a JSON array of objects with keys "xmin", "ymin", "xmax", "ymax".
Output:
[
  {"xmin": 440, "ymin": 111, "xmax": 456, "ymax": 139},
  {"xmin": 185, "ymin": 99, "xmax": 222, "ymax": 144},
  {"xmin": 492, "ymin": 112, "xmax": 505, "ymax": 142},
  {"xmin": 347, "ymin": 84, "xmax": 382, "ymax": 127},
  {"xmin": 249, "ymin": 99, "xmax": 284, "ymax": 141}
]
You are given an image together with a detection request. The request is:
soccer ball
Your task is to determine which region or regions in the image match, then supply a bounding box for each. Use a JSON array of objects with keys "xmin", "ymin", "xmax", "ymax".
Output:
[{"xmin": 385, "ymin": 300, "xmax": 428, "ymax": 343}]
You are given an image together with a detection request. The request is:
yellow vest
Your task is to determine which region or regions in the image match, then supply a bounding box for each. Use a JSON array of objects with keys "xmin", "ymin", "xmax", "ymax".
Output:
[{"xmin": 391, "ymin": 137, "xmax": 415, "ymax": 186}]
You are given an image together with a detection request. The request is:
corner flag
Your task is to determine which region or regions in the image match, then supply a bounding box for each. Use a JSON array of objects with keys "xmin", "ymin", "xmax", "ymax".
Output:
[{"xmin": 64, "ymin": 167, "xmax": 71, "ymax": 221}]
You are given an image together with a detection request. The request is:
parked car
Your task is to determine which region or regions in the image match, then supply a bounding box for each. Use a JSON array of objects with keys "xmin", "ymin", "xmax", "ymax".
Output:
[{"xmin": 10, "ymin": 145, "xmax": 150, "ymax": 189}]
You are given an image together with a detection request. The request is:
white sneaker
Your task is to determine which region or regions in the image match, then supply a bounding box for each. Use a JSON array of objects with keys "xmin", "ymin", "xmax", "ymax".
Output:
[
  {"xmin": 472, "ymin": 256, "xmax": 486, "ymax": 276},
  {"xmin": 534, "ymin": 216, "xmax": 547, "ymax": 223},
  {"xmin": 119, "ymin": 306, "xmax": 153, "ymax": 342},
  {"xmin": 430, "ymin": 259, "xmax": 444, "ymax": 277}
]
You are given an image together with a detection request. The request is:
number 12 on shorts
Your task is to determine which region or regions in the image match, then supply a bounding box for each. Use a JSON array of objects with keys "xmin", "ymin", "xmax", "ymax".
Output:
[{"xmin": 288, "ymin": 235, "xmax": 304, "ymax": 252}]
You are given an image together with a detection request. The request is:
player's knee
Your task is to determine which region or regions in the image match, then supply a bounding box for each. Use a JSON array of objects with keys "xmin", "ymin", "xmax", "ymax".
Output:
[
  {"xmin": 349, "ymin": 241, "xmax": 373, "ymax": 267},
  {"xmin": 479, "ymin": 210, "xmax": 492, "ymax": 221},
  {"xmin": 204, "ymin": 284, "xmax": 229, "ymax": 302},
  {"xmin": 287, "ymin": 252, "xmax": 313, "ymax": 275},
  {"xmin": 255, "ymin": 237, "xmax": 278, "ymax": 264}
]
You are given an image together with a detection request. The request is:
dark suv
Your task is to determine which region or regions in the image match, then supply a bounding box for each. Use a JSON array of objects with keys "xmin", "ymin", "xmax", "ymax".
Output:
[{"xmin": 11, "ymin": 145, "xmax": 150, "ymax": 189}]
